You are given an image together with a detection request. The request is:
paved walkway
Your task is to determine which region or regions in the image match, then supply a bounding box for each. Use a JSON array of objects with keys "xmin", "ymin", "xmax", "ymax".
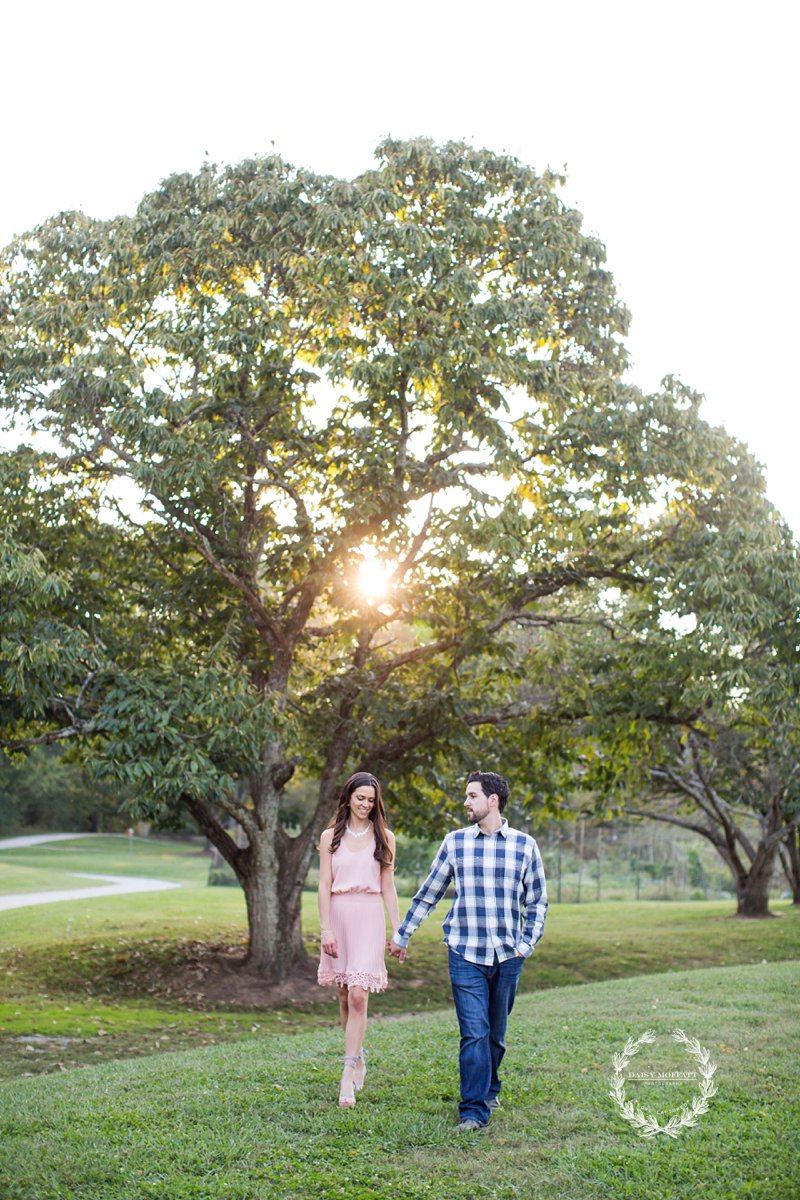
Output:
[
  {"xmin": 0, "ymin": 873, "xmax": 181, "ymax": 912},
  {"xmin": 0, "ymin": 833, "xmax": 181, "ymax": 911}
]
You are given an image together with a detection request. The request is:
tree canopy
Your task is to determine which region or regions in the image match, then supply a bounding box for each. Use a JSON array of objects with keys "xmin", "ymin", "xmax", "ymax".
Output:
[{"xmin": 0, "ymin": 137, "xmax": 775, "ymax": 976}]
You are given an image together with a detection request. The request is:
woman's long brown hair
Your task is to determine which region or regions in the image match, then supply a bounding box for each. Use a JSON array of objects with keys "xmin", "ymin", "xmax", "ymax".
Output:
[{"xmin": 328, "ymin": 772, "xmax": 393, "ymax": 866}]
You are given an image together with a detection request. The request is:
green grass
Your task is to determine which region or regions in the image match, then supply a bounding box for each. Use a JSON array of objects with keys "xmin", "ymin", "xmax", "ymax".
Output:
[
  {"xmin": 2, "ymin": 837, "xmax": 799, "ymax": 1087},
  {"xmin": 0, "ymin": 835, "xmax": 213, "ymax": 893},
  {"xmin": 1, "ymin": 839, "xmax": 797, "ymax": 1196},
  {"xmin": 0, "ymin": 960, "xmax": 796, "ymax": 1200},
  {"xmin": 3, "ymin": 890, "xmax": 798, "ymax": 1015},
  {"xmin": 0, "ymin": 860, "xmax": 115, "ymax": 895}
]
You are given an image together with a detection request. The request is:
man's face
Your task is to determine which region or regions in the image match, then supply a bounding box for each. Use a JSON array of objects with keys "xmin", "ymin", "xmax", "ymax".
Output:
[{"xmin": 464, "ymin": 780, "xmax": 494, "ymax": 823}]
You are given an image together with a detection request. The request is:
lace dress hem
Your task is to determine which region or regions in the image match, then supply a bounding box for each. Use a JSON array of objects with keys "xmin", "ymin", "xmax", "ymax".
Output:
[{"xmin": 317, "ymin": 967, "xmax": 388, "ymax": 993}]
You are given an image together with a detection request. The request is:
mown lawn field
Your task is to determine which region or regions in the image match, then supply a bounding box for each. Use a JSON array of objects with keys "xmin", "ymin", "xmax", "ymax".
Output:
[
  {"xmin": 1, "ymin": 838, "xmax": 797, "ymax": 1197},
  {"xmin": 0, "ymin": 960, "xmax": 796, "ymax": 1200},
  {"xmin": 0, "ymin": 835, "xmax": 216, "ymax": 895},
  {"xmin": 1, "ymin": 836, "xmax": 799, "ymax": 1088}
]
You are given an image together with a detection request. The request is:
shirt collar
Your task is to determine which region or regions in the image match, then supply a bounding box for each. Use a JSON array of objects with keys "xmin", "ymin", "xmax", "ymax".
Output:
[{"xmin": 471, "ymin": 818, "xmax": 509, "ymax": 838}]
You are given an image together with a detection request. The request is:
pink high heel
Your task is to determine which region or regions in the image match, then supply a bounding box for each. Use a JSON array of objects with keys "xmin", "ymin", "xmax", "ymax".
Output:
[
  {"xmin": 339, "ymin": 1055, "xmax": 358, "ymax": 1108},
  {"xmin": 353, "ymin": 1048, "xmax": 367, "ymax": 1092}
]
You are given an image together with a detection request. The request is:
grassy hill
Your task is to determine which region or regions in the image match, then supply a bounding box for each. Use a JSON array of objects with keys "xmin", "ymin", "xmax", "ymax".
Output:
[
  {"xmin": 0, "ymin": 961, "xmax": 797, "ymax": 1200},
  {"xmin": 1, "ymin": 836, "xmax": 799, "ymax": 1089}
]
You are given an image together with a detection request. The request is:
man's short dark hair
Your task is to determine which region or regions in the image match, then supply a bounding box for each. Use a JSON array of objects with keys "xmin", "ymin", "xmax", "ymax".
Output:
[{"xmin": 467, "ymin": 771, "xmax": 510, "ymax": 812}]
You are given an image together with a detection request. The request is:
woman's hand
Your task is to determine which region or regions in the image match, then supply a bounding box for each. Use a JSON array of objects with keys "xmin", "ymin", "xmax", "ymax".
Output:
[
  {"xmin": 321, "ymin": 930, "xmax": 338, "ymax": 958},
  {"xmin": 387, "ymin": 938, "xmax": 406, "ymax": 962}
]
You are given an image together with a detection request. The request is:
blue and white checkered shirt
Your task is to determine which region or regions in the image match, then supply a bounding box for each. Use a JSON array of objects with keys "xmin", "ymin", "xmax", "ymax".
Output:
[{"xmin": 392, "ymin": 819, "xmax": 548, "ymax": 965}]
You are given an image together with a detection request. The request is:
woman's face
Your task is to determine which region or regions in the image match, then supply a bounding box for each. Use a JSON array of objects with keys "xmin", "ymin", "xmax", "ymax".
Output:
[{"xmin": 349, "ymin": 785, "xmax": 376, "ymax": 823}]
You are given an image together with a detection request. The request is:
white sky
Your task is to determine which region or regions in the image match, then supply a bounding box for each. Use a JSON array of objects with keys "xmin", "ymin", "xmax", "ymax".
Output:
[{"xmin": 3, "ymin": 0, "xmax": 798, "ymax": 531}]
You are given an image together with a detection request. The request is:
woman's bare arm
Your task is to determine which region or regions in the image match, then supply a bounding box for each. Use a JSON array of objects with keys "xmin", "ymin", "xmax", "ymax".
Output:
[
  {"xmin": 381, "ymin": 831, "xmax": 401, "ymax": 938},
  {"xmin": 318, "ymin": 828, "xmax": 337, "ymax": 957}
]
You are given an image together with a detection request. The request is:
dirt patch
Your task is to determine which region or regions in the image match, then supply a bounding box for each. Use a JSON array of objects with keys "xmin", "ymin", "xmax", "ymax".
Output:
[
  {"xmin": 4, "ymin": 936, "xmax": 437, "ymax": 1014},
  {"xmin": 129, "ymin": 942, "xmax": 437, "ymax": 1010},
  {"xmin": 139, "ymin": 940, "xmax": 329, "ymax": 1011}
]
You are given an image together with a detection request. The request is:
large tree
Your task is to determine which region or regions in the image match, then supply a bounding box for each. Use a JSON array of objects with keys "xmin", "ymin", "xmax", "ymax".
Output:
[{"xmin": 0, "ymin": 139, "xmax": 731, "ymax": 979}]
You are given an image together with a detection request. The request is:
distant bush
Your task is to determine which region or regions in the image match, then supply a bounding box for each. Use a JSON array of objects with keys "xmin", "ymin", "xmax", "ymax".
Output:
[{"xmin": 207, "ymin": 862, "xmax": 239, "ymax": 888}]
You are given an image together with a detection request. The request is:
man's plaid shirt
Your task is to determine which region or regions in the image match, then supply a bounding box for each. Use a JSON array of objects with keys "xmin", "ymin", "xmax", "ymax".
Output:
[{"xmin": 392, "ymin": 819, "xmax": 548, "ymax": 964}]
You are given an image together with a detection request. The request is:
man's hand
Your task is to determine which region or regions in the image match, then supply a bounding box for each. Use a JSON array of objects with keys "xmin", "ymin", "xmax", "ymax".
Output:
[{"xmin": 387, "ymin": 938, "xmax": 407, "ymax": 962}]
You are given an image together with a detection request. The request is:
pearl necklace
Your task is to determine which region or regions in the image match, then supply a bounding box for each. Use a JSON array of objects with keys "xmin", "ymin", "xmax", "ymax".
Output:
[{"xmin": 346, "ymin": 823, "xmax": 371, "ymax": 838}]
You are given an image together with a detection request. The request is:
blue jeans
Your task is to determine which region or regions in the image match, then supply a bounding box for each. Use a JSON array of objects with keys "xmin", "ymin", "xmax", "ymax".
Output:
[{"xmin": 448, "ymin": 947, "xmax": 524, "ymax": 1124}]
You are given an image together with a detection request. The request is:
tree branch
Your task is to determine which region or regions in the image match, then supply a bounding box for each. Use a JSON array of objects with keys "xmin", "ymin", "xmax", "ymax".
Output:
[
  {"xmin": 361, "ymin": 701, "xmax": 535, "ymax": 767},
  {"xmin": 1, "ymin": 721, "xmax": 96, "ymax": 752},
  {"xmin": 182, "ymin": 795, "xmax": 245, "ymax": 872},
  {"xmin": 624, "ymin": 806, "xmax": 722, "ymax": 841}
]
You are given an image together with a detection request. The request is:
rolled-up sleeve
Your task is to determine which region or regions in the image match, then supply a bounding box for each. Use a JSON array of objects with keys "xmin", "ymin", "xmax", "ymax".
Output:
[
  {"xmin": 392, "ymin": 837, "xmax": 453, "ymax": 948},
  {"xmin": 516, "ymin": 839, "xmax": 548, "ymax": 958}
]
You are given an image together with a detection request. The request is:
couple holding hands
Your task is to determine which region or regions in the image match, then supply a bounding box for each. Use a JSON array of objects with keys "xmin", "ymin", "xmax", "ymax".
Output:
[{"xmin": 317, "ymin": 770, "xmax": 548, "ymax": 1130}]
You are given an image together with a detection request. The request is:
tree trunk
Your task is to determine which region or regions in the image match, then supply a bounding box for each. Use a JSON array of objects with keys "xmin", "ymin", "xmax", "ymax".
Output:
[
  {"xmin": 627, "ymin": 795, "xmax": 783, "ymax": 919},
  {"xmin": 733, "ymin": 847, "xmax": 777, "ymax": 917},
  {"xmin": 182, "ymin": 784, "xmax": 312, "ymax": 983},
  {"xmin": 779, "ymin": 831, "xmax": 800, "ymax": 905},
  {"xmin": 239, "ymin": 833, "xmax": 309, "ymax": 978},
  {"xmin": 234, "ymin": 750, "xmax": 317, "ymax": 980},
  {"xmin": 238, "ymin": 762, "xmax": 342, "ymax": 981},
  {"xmin": 183, "ymin": 730, "xmax": 349, "ymax": 983}
]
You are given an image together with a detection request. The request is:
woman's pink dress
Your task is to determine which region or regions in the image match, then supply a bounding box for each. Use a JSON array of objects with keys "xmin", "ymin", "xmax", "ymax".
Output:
[{"xmin": 317, "ymin": 834, "xmax": 388, "ymax": 993}]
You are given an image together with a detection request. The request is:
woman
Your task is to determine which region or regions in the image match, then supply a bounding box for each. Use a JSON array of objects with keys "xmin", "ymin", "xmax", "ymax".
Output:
[{"xmin": 317, "ymin": 771, "xmax": 400, "ymax": 1108}]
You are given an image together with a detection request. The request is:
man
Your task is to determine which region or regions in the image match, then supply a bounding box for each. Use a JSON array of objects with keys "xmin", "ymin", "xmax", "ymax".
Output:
[{"xmin": 389, "ymin": 771, "xmax": 548, "ymax": 1131}]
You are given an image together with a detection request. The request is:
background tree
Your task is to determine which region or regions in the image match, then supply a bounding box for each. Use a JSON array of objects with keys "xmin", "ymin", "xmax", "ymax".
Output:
[
  {"xmin": 552, "ymin": 440, "xmax": 800, "ymax": 916},
  {"xmin": 0, "ymin": 139, "xmax": 741, "ymax": 979},
  {"xmin": 779, "ymin": 829, "xmax": 800, "ymax": 905},
  {"xmin": 0, "ymin": 744, "xmax": 126, "ymax": 834}
]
